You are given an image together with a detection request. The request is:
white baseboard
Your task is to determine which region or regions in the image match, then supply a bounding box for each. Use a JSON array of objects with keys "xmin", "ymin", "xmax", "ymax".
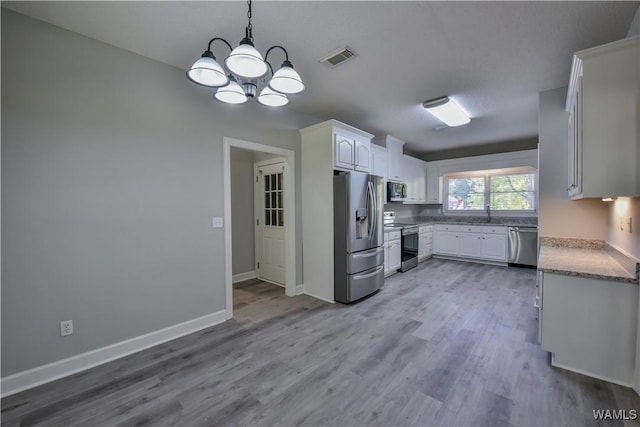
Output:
[
  {"xmin": 232, "ymin": 270, "xmax": 256, "ymax": 283},
  {"xmin": 1, "ymin": 310, "xmax": 227, "ymax": 397},
  {"xmin": 295, "ymin": 284, "xmax": 306, "ymax": 295}
]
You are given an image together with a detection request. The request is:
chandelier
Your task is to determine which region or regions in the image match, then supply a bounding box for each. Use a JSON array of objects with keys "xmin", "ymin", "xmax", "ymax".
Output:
[{"xmin": 186, "ymin": 0, "xmax": 304, "ymax": 107}]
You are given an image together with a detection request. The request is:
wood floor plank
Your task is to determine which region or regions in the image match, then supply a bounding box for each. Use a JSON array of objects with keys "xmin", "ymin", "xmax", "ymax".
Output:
[{"xmin": 3, "ymin": 259, "xmax": 639, "ymax": 426}]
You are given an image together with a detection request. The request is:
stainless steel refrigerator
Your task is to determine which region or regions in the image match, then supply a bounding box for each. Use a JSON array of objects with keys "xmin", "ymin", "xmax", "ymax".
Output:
[{"xmin": 333, "ymin": 171, "xmax": 384, "ymax": 303}]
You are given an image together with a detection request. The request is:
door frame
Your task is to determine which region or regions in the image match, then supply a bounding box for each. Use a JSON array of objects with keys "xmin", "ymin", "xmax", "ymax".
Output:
[
  {"xmin": 254, "ymin": 157, "xmax": 287, "ymax": 288},
  {"xmin": 223, "ymin": 137, "xmax": 296, "ymax": 320}
]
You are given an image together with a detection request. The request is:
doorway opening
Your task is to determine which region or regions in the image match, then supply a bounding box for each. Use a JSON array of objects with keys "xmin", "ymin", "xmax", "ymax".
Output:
[{"xmin": 223, "ymin": 138, "xmax": 296, "ymax": 320}]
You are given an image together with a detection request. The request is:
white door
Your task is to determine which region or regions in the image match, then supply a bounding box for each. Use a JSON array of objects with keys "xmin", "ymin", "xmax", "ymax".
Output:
[{"xmin": 256, "ymin": 162, "xmax": 286, "ymax": 285}]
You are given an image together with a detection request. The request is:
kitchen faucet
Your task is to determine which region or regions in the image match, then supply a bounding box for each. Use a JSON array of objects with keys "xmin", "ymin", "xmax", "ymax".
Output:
[{"xmin": 486, "ymin": 204, "xmax": 491, "ymax": 223}]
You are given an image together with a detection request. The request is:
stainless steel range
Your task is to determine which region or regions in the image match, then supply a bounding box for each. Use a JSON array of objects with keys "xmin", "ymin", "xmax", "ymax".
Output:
[{"xmin": 383, "ymin": 212, "xmax": 418, "ymax": 272}]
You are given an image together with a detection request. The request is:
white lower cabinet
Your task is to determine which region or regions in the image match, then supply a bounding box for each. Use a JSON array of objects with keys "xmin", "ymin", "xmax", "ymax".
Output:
[
  {"xmin": 384, "ymin": 231, "xmax": 401, "ymax": 276},
  {"xmin": 434, "ymin": 224, "xmax": 507, "ymax": 263},
  {"xmin": 459, "ymin": 233, "xmax": 482, "ymax": 258},
  {"xmin": 435, "ymin": 231, "xmax": 459, "ymax": 255},
  {"xmin": 482, "ymin": 234, "xmax": 507, "ymax": 261},
  {"xmin": 418, "ymin": 225, "xmax": 433, "ymax": 261},
  {"xmin": 540, "ymin": 271, "xmax": 638, "ymax": 386}
]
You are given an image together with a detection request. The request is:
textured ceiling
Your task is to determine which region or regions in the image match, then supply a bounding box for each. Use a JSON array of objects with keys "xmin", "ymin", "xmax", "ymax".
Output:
[{"xmin": 3, "ymin": 1, "xmax": 638, "ymax": 154}]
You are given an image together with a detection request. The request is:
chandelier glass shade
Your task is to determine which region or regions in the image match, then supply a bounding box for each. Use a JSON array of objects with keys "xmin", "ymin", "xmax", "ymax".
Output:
[
  {"xmin": 258, "ymin": 86, "xmax": 289, "ymax": 107},
  {"xmin": 186, "ymin": 0, "xmax": 303, "ymax": 107},
  {"xmin": 186, "ymin": 52, "xmax": 228, "ymax": 87},
  {"xmin": 214, "ymin": 76, "xmax": 248, "ymax": 104}
]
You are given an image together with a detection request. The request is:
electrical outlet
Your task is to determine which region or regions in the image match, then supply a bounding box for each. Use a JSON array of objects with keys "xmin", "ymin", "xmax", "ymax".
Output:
[
  {"xmin": 60, "ymin": 320, "xmax": 73, "ymax": 337},
  {"xmin": 212, "ymin": 217, "xmax": 223, "ymax": 228}
]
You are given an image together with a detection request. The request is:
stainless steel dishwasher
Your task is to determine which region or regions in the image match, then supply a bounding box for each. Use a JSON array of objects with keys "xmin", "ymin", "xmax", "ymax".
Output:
[{"xmin": 507, "ymin": 227, "xmax": 538, "ymax": 267}]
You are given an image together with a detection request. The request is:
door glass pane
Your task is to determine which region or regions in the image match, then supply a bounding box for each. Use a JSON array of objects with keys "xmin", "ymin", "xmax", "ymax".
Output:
[
  {"xmin": 264, "ymin": 175, "xmax": 270, "ymax": 191},
  {"xmin": 277, "ymin": 173, "xmax": 282, "ymax": 190},
  {"xmin": 271, "ymin": 192, "xmax": 277, "ymax": 209},
  {"xmin": 265, "ymin": 210, "xmax": 271, "ymax": 226},
  {"xmin": 265, "ymin": 193, "xmax": 270, "ymax": 208},
  {"xmin": 270, "ymin": 175, "xmax": 276, "ymax": 191},
  {"xmin": 278, "ymin": 209, "xmax": 284, "ymax": 227},
  {"xmin": 271, "ymin": 210, "xmax": 277, "ymax": 226},
  {"xmin": 277, "ymin": 192, "xmax": 283, "ymax": 209}
]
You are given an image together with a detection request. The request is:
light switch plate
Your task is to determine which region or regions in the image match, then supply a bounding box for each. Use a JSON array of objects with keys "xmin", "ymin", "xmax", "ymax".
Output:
[{"xmin": 212, "ymin": 217, "xmax": 223, "ymax": 228}]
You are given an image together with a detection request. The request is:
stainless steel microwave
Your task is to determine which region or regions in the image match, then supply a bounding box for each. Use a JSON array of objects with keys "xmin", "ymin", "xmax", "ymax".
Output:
[{"xmin": 387, "ymin": 181, "xmax": 407, "ymax": 202}]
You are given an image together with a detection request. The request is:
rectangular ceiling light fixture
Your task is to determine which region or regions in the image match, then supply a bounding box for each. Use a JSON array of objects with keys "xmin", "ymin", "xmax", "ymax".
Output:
[{"xmin": 422, "ymin": 96, "xmax": 470, "ymax": 127}]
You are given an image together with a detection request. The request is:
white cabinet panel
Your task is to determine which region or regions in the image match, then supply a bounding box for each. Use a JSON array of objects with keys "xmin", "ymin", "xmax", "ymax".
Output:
[
  {"xmin": 354, "ymin": 139, "xmax": 371, "ymax": 172},
  {"xmin": 334, "ymin": 133, "xmax": 355, "ymax": 171},
  {"xmin": 435, "ymin": 231, "xmax": 459, "ymax": 256},
  {"xmin": 482, "ymin": 234, "xmax": 507, "ymax": 261},
  {"xmin": 566, "ymin": 37, "xmax": 640, "ymax": 198},
  {"xmin": 371, "ymin": 144, "xmax": 388, "ymax": 202},
  {"xmin": 540, "ymin": 271, "xmax": 638, "ymax": 385},
  {"xmin": 384, "ymin": 136, "xmax": 405, "ymax": 182},
  {"xmin": 402, "ymin": 155, "xmax": 427, "ymax": 204},
  {"xmin": 459, "ymin": 233, "xmax": 482, "ymax": 258},
  {"xmin": 384, "ymin": 238, "xmax": 390, "ymax": 274},
  {"xmin": 389, "ymin": 241, "xmax": 401, "ymax": 272},
  {"xmin": 334, "ymin": 133, "xmax": 371, "ymax": 173},
  {"xmin": 419, "ymin": 232, "xmax": 433, "ymax": 261},
  {"xmin": 384, "ymin": 231, "xmax": 401, "ymax": 276},
  {"xmin": 426, "ymin": 166, "xmax": 442, "ymax": 204}
]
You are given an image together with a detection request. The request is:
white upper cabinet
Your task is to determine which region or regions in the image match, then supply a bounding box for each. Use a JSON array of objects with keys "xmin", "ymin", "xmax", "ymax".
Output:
[
  {"xmin": 331, "ymin": 127, "xmax": 373, "ymax": 173},
  {"xmin": 371, "ymin": 144, "xmax": 388, "ymax": 202},
  {"xmin": 565, "ymin": 36, "xmax": 639, "ymax": 198},
  {"xmin": 371, "ymin": 144, "xmax": 388, "ymax": 178},
  {"xmin": 425, "ymin": 165, "xmax": 443, "ymax": 204},
  {"xmin": 334, "ymin": 133, "xmax": 355, "ymax": 170},
  {"xmin": 354, "ymin": 139, "xmax": 371, "ymax": 172},
  {"xmin": 373, "ymin": 135, "xmax": 405, "ymax": 182},
  {"xmin": 402, "ymin": 154, "xmax": 427, "ymax": 204}
]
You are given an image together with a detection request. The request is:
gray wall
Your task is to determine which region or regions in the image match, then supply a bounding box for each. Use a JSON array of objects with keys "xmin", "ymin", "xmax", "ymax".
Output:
[
  {"xmin": 230, "ymin": 148, "xmax": 256, "ymax": 276},
  {"xmin": 1, "ymin": 10, "xmax": 317, "ymax": 376},
  {"xmin": 419, "ymin": 137, "xmax": 539, "ymax": 161},
  {"xmin": 607, "ymin": 197, "xmax": 640, "ymax": 259},
  {"xmin": 537, "ymin": 87, "xmax": 607, "ymax": 239},
  {"xmin": 627, "ymin": 5, "xmax": 640, "ymax": 37}
]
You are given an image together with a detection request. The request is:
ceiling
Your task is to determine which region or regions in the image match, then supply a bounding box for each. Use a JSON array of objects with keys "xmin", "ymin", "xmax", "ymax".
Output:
[{"xmin": 3, "ymin": 1, "xmax": 638, "ymax": 155}]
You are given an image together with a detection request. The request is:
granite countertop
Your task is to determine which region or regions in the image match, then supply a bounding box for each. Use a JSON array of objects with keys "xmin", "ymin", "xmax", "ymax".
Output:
[
  {"xmin": 538, "ymin": 238, "xmax": 639, "ymax": 284},
  {"xmin": 394, "ymin": 216, "xmax": 538, "ymax": 228}
]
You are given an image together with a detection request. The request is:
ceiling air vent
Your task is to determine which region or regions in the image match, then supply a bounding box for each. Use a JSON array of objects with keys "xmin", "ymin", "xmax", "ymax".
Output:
[{"xmin": 319, "ymin": 46, "xmax": 356, "ymax": 67}]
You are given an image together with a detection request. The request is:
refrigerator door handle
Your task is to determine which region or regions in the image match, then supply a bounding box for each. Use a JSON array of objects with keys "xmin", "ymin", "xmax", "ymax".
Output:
[
  {"xmin": 352, "ymin": 247, "xmax": 384, "ymax": 258},
  {"xmin": 353, "ymin": 265, "xmax": 384, "ymax": 280},
  {"xmin": 367, "ymin": 181, "xmax": 376, "ymax": 241}
]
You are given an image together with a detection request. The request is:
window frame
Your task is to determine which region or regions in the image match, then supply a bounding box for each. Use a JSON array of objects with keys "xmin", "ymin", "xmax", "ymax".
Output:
[{"xmin": 443, "ymin": 168, "xmax": 537, "ymax": 217}]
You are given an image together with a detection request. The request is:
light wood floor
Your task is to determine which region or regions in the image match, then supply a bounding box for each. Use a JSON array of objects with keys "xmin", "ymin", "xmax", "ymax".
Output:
[{"xmin": 3, "ymin": 259, "xmax": 640, "ymax": 426}]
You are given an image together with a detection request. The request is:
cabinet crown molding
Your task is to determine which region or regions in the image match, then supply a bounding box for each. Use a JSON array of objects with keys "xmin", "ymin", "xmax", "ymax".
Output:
[{"xmin": 299, "ymin": 119, "xmax": 374, "ymax": 139}]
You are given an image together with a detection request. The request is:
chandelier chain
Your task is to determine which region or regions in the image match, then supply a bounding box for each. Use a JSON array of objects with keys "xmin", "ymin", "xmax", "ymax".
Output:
[{"xmin": 246, "ymin": 0, "xmax": 253, "ymax": 39}]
